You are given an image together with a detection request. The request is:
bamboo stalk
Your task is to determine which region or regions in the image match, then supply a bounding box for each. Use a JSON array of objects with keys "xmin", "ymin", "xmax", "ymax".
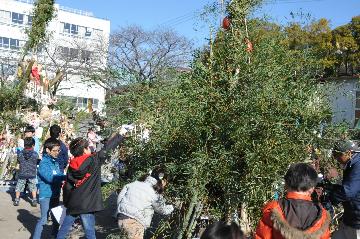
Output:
[
  {"xmin": 177, "ymin": 193, "xmax": 198, "ymax": 239},
  {"xmin": 186, "ymin": 202, "xmax": 203, "ymax": 239}
]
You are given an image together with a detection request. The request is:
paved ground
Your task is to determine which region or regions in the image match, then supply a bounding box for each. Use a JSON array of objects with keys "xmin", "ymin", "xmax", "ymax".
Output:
[{"xmin": 0, "ymin": 188, "xmax": 120, "ymax": 239}]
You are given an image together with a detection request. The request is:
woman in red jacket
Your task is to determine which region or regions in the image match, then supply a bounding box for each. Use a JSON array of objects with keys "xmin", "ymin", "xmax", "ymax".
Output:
[{"xmin": 255, "ymin": 163, "xmax": 331, "ymax": 239}]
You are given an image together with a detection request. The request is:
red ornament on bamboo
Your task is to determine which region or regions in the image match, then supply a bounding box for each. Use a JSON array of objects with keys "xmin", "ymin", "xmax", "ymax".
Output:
[{"xmin": 222, "ymin": 16, "xmax": 231, "ymax": 30}]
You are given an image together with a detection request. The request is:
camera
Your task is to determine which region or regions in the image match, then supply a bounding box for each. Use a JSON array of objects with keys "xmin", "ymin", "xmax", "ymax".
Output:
[{"xmin": 313, "ymin": 175, "xmax": 335, "ymax": 218}]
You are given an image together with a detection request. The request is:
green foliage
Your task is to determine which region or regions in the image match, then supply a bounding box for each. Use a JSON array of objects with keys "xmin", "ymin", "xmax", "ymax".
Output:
[
  {"xmin": 55, "ymin": 98, "xmax": 76, "ymax": 118},
  {"xmin": 25, "ymin": 0, "xmax": 55, "ymax": 53},
  {"xmin": 72, "ymin": 110, "xmax": 92, "ymax": 132},
  {"xmin": 0, "ymin": 86, "xmax": 39, "ymax": 132},
  {"xmin": 106, "ymin": 1, "xmax": 342, "ymax": 237},
  {"xmin": 250, "ymin": 15, "xmax": 359, "ymax": 76},
  {"xmin": 108, "ymin": 16, "xmax": 334, "ymax": 239}
]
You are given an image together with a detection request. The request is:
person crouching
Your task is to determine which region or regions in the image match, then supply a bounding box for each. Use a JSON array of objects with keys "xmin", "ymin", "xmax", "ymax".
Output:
[{"xmin": 117, "ymin": 166, "xmax": 174, "ymax": 239}]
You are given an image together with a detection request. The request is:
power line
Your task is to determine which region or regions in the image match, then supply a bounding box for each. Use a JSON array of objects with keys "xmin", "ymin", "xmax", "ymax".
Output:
[
  {"xmin": 159, "ymin": 11, "xmax": 198, "ymax": 27},
  {"xmin": 159, "ymin": 0, "xmax": 330, "ymax": 28},
  {"xmin": 264, "ymin": 0, "xmax": 326, "ymax": 4}
]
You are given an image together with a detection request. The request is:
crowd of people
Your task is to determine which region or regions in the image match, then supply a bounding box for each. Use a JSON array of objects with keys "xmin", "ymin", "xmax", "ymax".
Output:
[
  {"xmin": 5, "ymin": 119, "xmax": 360, "ymax": 239},
  {"xmin": 11, "ymin": 123, "xmax": 125, "ymax": 238}
]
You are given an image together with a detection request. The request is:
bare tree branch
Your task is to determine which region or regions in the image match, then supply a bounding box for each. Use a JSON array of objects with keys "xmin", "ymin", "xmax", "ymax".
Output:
[{"xmin": 108, "ymin": 25, "xmax": 193, "ymax": 84}]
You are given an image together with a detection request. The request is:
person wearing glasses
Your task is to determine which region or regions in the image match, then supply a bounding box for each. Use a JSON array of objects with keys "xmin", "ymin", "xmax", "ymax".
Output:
[
  {"xmin": 47, "ymin": 124, "xmax": 69, "ymax": 172},
  {"xmin": 33, "ymin": 138, "xmax": 66, "ymax": 239}
]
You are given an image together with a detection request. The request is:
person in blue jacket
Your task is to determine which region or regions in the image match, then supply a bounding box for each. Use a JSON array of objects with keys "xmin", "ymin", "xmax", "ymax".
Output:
[
  {"xmin": 33, "ymin": 138, "xmax": 65, "ymax": 239},
  {"xmin": 330, "ymin": 140, "xmax": 360, "ymax": 239}
]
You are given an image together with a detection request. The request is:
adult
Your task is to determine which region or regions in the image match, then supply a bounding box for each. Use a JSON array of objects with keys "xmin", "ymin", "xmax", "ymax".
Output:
[
  {"xmin": 255, "ymin": 163, "xmax": 330, "ymax": 239},
  {"xmin": 33, "ymin": 138, "xmax": 65, "ymax": 239},
  {"xmin": 331, "ymin": 140, "xmax": 360, "ymax": 239},
  {"xmin": 117, "ymin": 167, "xmax": 174, "ymax": 239}
]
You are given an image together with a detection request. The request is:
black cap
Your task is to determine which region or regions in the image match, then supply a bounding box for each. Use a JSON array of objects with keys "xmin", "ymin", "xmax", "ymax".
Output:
[{"xmin": 333, "ymin": 140, "xmax": 360, "ymax": 153}]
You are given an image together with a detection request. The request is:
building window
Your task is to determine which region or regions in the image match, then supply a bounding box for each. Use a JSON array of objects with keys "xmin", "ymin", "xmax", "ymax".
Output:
[
  {"xmin": 75, "ymin": 97, "xmax": 99, "ymax": 109},
  {"xmin": 76, "ymin": 97, "xmax": 83, "ymax": 108},
  {"xmin": 63, "ymin": 22, "xmax": 70, "ymax": 33},
  {"xmin": 85, "ymin": 27, "xmax": 92, "ymax": 37},
  {"xmin": 71, "ymin": 24, "xmax": 78, "ymax": 34},
  {"xmin": 12, "ymin": 12, "xmax": 24, "ymax": 24},
  {"xmin": 93, "ymin": 29, "xmax": 103, "ymax": 37},
  {"xmin": 62, "ymin": 22, "xmax": 79, "ymax": 34},
  {"xmin": 0, "ymin": 10, "xmax": 11, "ymax": 21},
  {"xmin": 27, "ymin": 15, "xmax": 32, "ymax": 26},
  {"xmin": 2, "ymin": 37, "xmax": 9, "ymax": 48},
  {"xmin": 60, "ymin": 47, "xmax": 80, "ymax": 58},
  {"xmin": 93, "ymin": 99, "xmax": 99, "ymax": 109},
  {"xmin": 70, "ymin": 48, "xmax": 79, "ymax": 58},
  {"xmin": 76, "ymin": 97, "xmax": 88, "ymax": 108},
  {"xmin": 60, "ymin": 47, "xmax": 70, "ymax": 57},
  {"xmin": 81, "ymin": 50, "xmax": 91, "ymax": 63},
  {"xmin": 10, "ymin": 39, "xmax": 19, "ymax": 49}
]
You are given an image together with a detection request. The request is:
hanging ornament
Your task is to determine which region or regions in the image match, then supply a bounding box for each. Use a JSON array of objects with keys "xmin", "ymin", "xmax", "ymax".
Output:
[
  {"xmin": 222, "ymin": 16, "xmax": 231, "ymax": 30},
  {"xmin": 31, "ymin": 65, "xmax": 41, "ymax": 85}
]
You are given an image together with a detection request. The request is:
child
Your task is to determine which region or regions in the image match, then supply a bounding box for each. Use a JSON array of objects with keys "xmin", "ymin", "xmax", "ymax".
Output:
[
  {"xmin": 33, "ymin": 138, "xmax": 65, "ymax": 239},
  {"xmin": 201, "ymin": 221, "xmax": 245, "ymax": 239},
  {"xmin": 255, "ymin": 163, "xmax": 330, "ymax": 239},
  {"xmin": 56, "ymin": 132, "xmax": 125, "ymax": 239},
  {"xmin": 117, "ymin": 166, "xmax": 174, "ymax": 239},
  {"xmin": 13, "ymin": 137, "xmax": 39, "ymax": 207},
  {"xmin": 24, "ymin": 125, "xmax": 40, "ymax": 154}
]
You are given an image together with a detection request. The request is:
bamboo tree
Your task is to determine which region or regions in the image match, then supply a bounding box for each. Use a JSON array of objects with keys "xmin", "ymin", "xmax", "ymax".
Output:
[{"xmin": 107, "ymin": 0, "xmax": 336, "ymax": 237}]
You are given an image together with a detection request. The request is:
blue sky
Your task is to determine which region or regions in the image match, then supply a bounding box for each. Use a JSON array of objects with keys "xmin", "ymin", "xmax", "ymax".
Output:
[{"xmin": 56, "ymin": 0, "xmax": 360, "ymax": 47}]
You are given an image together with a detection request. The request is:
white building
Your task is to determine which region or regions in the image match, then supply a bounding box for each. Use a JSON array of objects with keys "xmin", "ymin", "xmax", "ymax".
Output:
[
  {"xmin": 0, "ymin": 0, "xmax": 110, "ymax": 111},
  {"xmin": 326, "ymin": 76, "xmax": 360, "ymax": 127}
]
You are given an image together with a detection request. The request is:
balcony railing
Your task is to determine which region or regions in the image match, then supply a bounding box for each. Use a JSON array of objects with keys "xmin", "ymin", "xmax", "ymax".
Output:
[
  {"xmin": 14, "ymin": 0, "xmax": 35, "ymax": 4},
  {"xmin": 13, "ymin": 0, "xmax": 94, "ymax": 18},
  {"xmin": 59, "ymin": 6, "xmax": 94, "ymax": 17}
]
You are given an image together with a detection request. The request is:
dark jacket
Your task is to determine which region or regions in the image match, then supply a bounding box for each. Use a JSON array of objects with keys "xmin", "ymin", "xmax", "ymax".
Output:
[
  {"xmin": 37, "ymin": 153, "xmax": 65, "ymax": 198},
  {"xmin": 330, "ymin": 153, "xmax": 360, "ymax": 229},
  {"xmin": 58, "ymin": 141, "xmax": 69, "ymax": 172},
  {"xmin": 63, "ymin": 134, "xmax": 124, "ymax": 215},
  {"xmin": 255, "ymin": 192, "xmax": 330, "ymax": 239},
  {"xmin": 17, "ymin": 148, "xmax": 39, "ymax": 179}
]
